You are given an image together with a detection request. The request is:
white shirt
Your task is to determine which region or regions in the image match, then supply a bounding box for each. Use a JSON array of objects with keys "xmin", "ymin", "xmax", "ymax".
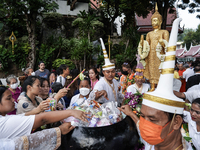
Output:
[
  {"xmin": 56, "ymin": 75, "xmax": 66, "ymax": 87},
  {"xmin": 184, "ymin": 110, "xmax": 200, "ymax": 149},
  {"xmin": 70, "ymin": 94, "xmax": 82, "ymax": 106},
  {"xmin": 173, "ymin": 78, "xmax": 182, "ymax": 92},
  {"xmin": 0, "ymin": 114, "xmax": 35, "ymax": 139},
  {"xmin": 184, "ymin": 84, "xmax": 200, "ymax": 103},
  {"xmin": 183, "ymin": 68, "xmax": 194, "ymax": 82},
  {"xmin": 0, "ymin": 139, "xmax": 15, "ymax": 150},
  {"xmin": 127, "ymin": 83, "xmax": 150, "ymax": 94},
  {"xmin": 93, "ymin": 77, "xmax": 124, "ymax": 104}
]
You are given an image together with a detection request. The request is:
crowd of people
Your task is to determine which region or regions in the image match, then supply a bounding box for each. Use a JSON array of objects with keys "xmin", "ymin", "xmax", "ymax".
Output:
[{"xmin": 1, "ymin": 34, "xmax": 200, "ymax": 150}]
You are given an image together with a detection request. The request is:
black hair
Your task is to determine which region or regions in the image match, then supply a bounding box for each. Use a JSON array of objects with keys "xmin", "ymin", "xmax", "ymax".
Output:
[
  {"xmin": 58, "ymin": 64, "xmax": 69, "ymax": 75},
  {"xmin": 166, "ymin": 112, "xmax": 183, "ymax": 122},
  {"xmin": 48, "ymin": 71, "xmax": 57, "ymax": 79},
  {"xmin": 122, "ymin": 62, "xmax": 131, "ymax": 69},
  {"xmin": 192, "ymin": 98, "xmax": 200, "ymax": 106},
  {"xmin": 51, "ymin": 82, "xmax": 63, "ymax": 93},
  {"xmin": 38, "ymin": 61, "xmax": 44, "ymax": 66},
  {"xmin": 94, "ymin": 64, "xmax": 101, "ymax": 69},
  {"xmin": 194, "ymin": 65, "xmax": 200, "ymax": 73},
  {"xmin": 78, "ymin": 77, "xmax": 91, "ymax": 87},
  {"xmin": 39, "ymin": 77, "xmax": 50, "ymax": 87},
  {"xmin": 70, "ymin": 69, "xmax": 79, "ymax": 78},
  {"xmin": 89, "ymin": 67, "xmax": 99, "ymax": 80},
  {"xmin": 0, "ymin": 86, "xmax": 8, "ymax": 103},
  {"xmin": 174, "ymin": 67, "xmax": 179, "ymax": 71},
  {"xmin": 22, "ymin": 76, "xmax": 40, "ymax": 93}
]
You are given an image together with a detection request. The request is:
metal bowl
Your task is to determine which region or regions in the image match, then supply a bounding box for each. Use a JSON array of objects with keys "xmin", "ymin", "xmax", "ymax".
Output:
[{"xmin": 60, "ymin": 116, "xmax": 139, "ymax": 150}]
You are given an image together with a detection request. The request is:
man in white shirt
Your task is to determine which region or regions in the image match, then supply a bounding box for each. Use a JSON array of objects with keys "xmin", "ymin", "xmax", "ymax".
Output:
[
  {"xmin": 93, "ymin": 38, "xmax": 123, "ymax": 105},
  {"xmin": 174, "ymin": 83, "xmax": 200, "ymax": 103},
  {"xmin": 182, "ymin": 63, "xmax": 194, "ymax": 82}
]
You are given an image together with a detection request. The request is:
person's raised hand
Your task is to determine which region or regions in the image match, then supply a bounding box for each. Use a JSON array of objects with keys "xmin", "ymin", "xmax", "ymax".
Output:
[
  {"xmin": 58, "ymin": 122, "xmax": 75, "ymax": 135},
  {"xmin": 54, "ymin": 88, "xmax": 70, "ymax": 101},
  {"xmin": 118, "ymin": 105, "xmax": 133, "ymax": 116},
  {"xmin": 38, "ymin": 100, "xmax": 49, "ymax": 112}
]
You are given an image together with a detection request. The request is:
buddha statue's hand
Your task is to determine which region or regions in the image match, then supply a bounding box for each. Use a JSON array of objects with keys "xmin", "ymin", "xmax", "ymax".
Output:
[{"xmin": 158, "ymin": 37, "xmax": 165, "ymax": 48}]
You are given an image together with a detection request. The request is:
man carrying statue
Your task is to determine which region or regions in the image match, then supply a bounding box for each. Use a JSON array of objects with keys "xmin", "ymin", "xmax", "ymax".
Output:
[{"xmin": 138, "ymin": 3, "xmax": 169, "ymax": 91}]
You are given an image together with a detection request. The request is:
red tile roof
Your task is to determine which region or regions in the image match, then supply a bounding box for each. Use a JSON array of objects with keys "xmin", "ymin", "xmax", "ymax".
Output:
[
  {"xmin": 176, "ymin": 48, "xmax": 184, "ymax": 57},
  {"xmin": 176, "ymin": 48, "xmax": 187, "ymax": 58},
  {"xmin": 184, "ymin": 45, "xmax": 200, "ymax": 57},
  {"xmin": 136, "ymin": 9, "xmax": 176, "ymax": 26}
]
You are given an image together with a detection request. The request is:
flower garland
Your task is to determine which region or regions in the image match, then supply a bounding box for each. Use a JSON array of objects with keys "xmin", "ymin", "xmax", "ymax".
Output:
[
  {"xmin": 123, "ymin": 91, "xmax": 143, "ymax": 117},
  {"xmin": 137, "ymin": 40, "xmax": 150, "ymax": 69},
  {"xmin": 121, "ymin": 73, "xmax": 135, "ymax": 95},
  {"xmin": 155, "ymin": 39, "xmax": 168, "ymax": 70}
]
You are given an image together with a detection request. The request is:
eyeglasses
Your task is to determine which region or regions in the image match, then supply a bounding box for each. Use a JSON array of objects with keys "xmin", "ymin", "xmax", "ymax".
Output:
[
  {"xmin": 190, "ymin": 108, "xmax": 200, "ymax": 115},
  {"xmin": 123, "ymin": 62, "xmax": 128, "ymax": 65}
]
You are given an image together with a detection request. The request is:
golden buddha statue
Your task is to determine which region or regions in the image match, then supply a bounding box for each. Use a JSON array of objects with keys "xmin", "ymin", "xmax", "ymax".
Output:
[{"xmin": 138, "ymin": 3, "xmax": 169, "ymax": 91}]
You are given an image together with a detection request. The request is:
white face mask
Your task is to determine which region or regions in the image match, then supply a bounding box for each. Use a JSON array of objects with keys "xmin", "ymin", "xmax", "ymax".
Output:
[
  {"xmin": 79, "ymin": 87, "xmax": 90, "ymax": 96},
  {"xmin": 10, "ymin": 83, "xmax": 18, "ymax": 89},
  {"xmin": 31, "ymin": 72, "xmax": 35, "ymax": 76}
]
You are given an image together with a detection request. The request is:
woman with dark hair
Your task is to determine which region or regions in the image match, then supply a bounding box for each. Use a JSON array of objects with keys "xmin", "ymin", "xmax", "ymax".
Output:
[
  {"xmin": 56, "ymin": 64, "xmax": 70, "ymax": 86},
  {"xmin": 0, "ymin": 85, "xmax": 89, "ymax": 140},
  {"xmin": 17, "ymin": 76, "xmax": 49, "ymax": 114},
  {"xmin": 89, "ymin": 67, "xmax": 99, "ymax": 90},
  {"xmin": 183, "ymin": 98, "xmax": 200, "ymax": 149},
  {"xmin": 38, "ymin": 78, "xmax": 50, "ymax": 100},
  {"xmin": 49, "ymin": 71, "xmax": 57, "ymax": 86}
]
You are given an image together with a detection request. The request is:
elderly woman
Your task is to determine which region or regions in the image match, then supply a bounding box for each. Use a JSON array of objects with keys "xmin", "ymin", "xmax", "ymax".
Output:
[
  {"xmin": 6, "ymin": 74, "xmax": 22, "ymax": 115},
  {"xmin": 127, "ymin": 63, "xmax": 150, "ymax": 94}
]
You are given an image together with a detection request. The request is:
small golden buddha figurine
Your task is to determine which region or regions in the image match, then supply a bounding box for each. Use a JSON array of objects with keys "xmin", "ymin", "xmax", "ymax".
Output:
[{"xmin": 138, "ymin": 3, "xmax": 169, "ymax": 91}]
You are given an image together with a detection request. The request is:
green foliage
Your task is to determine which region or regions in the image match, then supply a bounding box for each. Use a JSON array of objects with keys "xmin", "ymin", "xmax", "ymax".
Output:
[
  {"xmin": 97, "ymin": 55, "xmax": 104, "ymax": 66},
  {"xmin": 36, "ymin": 44, "xmax": 56, "ymax": 67},
  {"xmin": 52, "ymin": 59, "xmax": 75, "ymax": 69},
  {"xmin": 178, "ymin": 0, "xmax": 200, "ymax": 19},
  {"xmin": 43, "ymin": 12, "xmax": 63, "ymax": 29},
  {"xmin": 0, "ymin": 46, "xmax": 15, "ymax": 69},
  {"xmin": 183, "ymin": 25, "xmax": 200, "ymax": 49},
  {"xmin": 0, "ymin": 41, "xmax": 30, "ymax": 70},
  {"xmin": 72, "ymin": 10, "xmax": 103, "ymax": 41}
]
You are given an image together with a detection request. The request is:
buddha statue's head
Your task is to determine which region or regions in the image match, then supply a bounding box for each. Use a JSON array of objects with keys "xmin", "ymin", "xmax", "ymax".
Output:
[{"xmin": 151, "ymin": 3, "xmax": 162, "ymax": 30}]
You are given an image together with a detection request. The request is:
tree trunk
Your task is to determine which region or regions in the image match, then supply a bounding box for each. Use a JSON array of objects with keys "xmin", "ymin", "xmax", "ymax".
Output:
[
  {"xmin": 84, "ymin": 51, "xmax": 86, "ymax": 69},
  {"xmin": 25, "ymin": 14, "xmax": 36, "ymax": 69},
  {"xmin": 125, "ymin": 39, "xmax": 129, "ymax": 52}
]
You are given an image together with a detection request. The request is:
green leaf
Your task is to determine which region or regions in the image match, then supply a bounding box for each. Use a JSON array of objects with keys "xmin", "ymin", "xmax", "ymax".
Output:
[{"xmin": 183, "ymin": 136, "xmax": 192, "ymax": 142}]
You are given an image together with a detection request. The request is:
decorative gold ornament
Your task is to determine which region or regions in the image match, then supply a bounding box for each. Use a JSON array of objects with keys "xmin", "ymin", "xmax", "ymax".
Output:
[
  {"xmin": 143, "ymin": 94, "xmax": 185, "ymax": 108},
  {"xmin": 164, "ymin": 55, "xmax": 176, "ymax": 61},
  {"xmin": 161, "ymin": 68, "xmax": 174, "ymax": 75},
  {"xmin": 167, "ymin": 46, "xmax": 176, "ymax": 52},
  {"xmin": 151, "ymin": 3, "xmax": 162, "ymax": 22},
  {"xmin": 9, "ymin": 31, "xmax": 17, "ymax": 54}
]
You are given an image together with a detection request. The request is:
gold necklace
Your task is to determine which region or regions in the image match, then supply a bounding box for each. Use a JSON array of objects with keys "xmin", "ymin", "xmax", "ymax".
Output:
[
  {"xmin": 175, "ymin": 144, "xmax": 182, "ymax": 150},
  {"xmin": 104, "ymin": 78, "xmax": 117, "ymax": 101}
]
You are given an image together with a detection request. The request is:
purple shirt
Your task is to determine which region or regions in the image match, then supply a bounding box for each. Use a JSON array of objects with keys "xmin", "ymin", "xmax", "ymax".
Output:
[{"xmin": 7, "ymin": 87, "xmax": 22, "ymax": 115}]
